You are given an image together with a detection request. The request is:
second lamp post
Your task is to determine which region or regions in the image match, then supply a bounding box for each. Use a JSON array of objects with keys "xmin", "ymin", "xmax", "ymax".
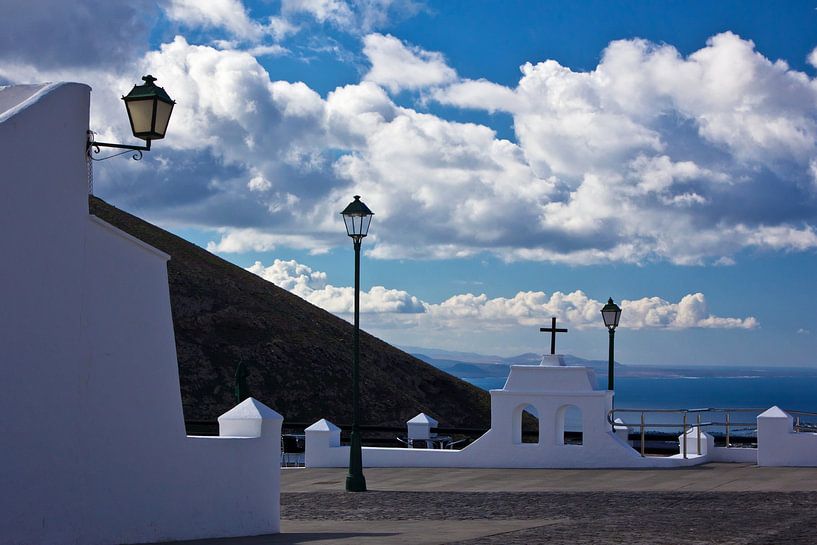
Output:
[{"xmin": 341, "ymin": 195, "xmax": 374, "ymax": 492}]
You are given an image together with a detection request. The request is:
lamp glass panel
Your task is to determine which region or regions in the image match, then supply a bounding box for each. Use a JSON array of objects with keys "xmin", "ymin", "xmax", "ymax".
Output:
[
  {"xmin": 153, "ymin": 100, "xmax": 174, "ymax": 139},
  {"xmin": 602, "ymin": 309, "xmax": 618, "ymax": 328},
  {"xmin": 343, "ymin": 215, "xmax": 354, "ymax": 237},
  {"xmin": 360, "ymin": 214, "xmax": 372, "ymax": 236},
  {"xmin": 126, "ymin": 98, "xmax": 155, "ymax": 138}
]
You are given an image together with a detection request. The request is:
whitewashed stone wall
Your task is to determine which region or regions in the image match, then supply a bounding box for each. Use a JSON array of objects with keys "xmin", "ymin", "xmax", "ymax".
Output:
[
  {"xmin": 0, "ymin": 83, "xmax": 282, "ymax": 545},
  {"xmin": 306, "ymin": 358, "xmax": 710, "ymax": 468}
]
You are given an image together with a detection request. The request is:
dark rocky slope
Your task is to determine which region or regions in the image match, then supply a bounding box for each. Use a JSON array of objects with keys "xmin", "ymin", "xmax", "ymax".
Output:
[{"xmin": 89, "ymin": 196, "xmax": 490, "ymax": 428}]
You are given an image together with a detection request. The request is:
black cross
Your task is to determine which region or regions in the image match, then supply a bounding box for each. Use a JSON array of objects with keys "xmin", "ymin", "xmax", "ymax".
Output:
[{"xmin": 540, "ymin": 317, "xmax": 568, "ymax": 355}]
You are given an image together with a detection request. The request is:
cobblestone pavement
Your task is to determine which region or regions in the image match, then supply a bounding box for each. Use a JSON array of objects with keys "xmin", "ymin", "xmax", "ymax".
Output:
[{"xmin": 282, "ymin": 490, "xmax": 817, "ymax": 544}]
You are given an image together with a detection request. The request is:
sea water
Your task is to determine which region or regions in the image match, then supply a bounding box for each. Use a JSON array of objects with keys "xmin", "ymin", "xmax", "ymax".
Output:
[{"xmin": 463, "ymin": 367, "xmax": 817, "ymax": 433}]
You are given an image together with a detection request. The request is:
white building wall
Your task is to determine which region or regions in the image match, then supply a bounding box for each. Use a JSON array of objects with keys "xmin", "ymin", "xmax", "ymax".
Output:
[
  {"xmin": 0, "ymin": 82, "xmax": 91, "ymax": 544},
  {"xmin": 0, "ymin": 83, "xmax": 282, "ymax": 545}
]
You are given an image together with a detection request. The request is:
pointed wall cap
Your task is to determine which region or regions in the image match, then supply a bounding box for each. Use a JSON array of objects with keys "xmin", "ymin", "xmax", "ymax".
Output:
[
  {"xmin": 407, "ymin": 413, "xmax": 438, "ymax": 426},
  {"xmin": 306, "ymin": 418, "xmax": 341, "ymax": 432},
  {"xmin": 217, "ymin": 397, "xmax": 283, "ymax": 422},
  {"xmin": 758, "ymin": 406, "xmax": 790, "ymax": 419}
]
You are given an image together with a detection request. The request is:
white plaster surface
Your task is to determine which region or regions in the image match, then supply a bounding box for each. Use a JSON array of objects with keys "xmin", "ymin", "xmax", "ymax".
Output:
[
  {"xmin": 757, "ymin": 406, "xmax": 817, "ymax": 466},
  {"xmin": 0, "ymin": 82, "xmax": 59, "ymax": 122},
  {"xmin": 0, "ymin": 83, "xmax": 283, "ymax": 545},
  {"xmin": 708, "ymin": 446, "xmax": 758, "ymax": 463}
]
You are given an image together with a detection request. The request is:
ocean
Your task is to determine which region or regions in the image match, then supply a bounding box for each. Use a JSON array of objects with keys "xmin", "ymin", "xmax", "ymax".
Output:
[{"xmin": 462, "ymin": 366, "xmax": 817, "ymax": 433}]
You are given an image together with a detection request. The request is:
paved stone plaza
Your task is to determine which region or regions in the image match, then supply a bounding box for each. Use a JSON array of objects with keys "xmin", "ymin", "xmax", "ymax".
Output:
[{"xmin": 150, "ymin": 464, "xmax": 817, "ymax": 544}]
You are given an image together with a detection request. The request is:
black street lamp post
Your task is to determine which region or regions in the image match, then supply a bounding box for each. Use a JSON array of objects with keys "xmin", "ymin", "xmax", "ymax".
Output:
[
  {"xmin": 340, "ymin": 195, "xmax": 374, "ymax": 493},
  {"xmin": 600, "ymin": 297, "xmax": 622, "ymax": 392}
]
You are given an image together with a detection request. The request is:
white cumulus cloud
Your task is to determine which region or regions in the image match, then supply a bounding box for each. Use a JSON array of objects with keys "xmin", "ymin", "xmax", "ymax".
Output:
[
  {"xmin": 248, "ymin": 174, "xmax": 272, "ymax": 192},
  {"xmin": 166, "ymin": 0, "xmax": 264, "ymax": 41},
  {"xmin": 434, "ymin": 32, "xmax": 817, "ymax": 264},
  {"xmin": 247, "ymin": 258, "xmax": 758, "ymax": 332},
  {"xmin": 5, "ymin": 25, "xmax": 817, "ymax": 268},
  {"xmin": 207, "ymin": 230, "xmax": 333, "ymax": 254},
  {"xmin": 282, "ymin": 0, "xmax": 421, "ymax": 33},
  {"xmin": 165, "ymin": 0, "xmax": 297, "ymax": 43},
  {"xmin": 808, "ymin": 46, "xmax": 817, "ymax": 69},
  {"xmin": 363, "ymin": 33, "xmax": 457, "ymax": 93},
  {"xmin": 248, "ymin": 259, "xmax": 427, "ymax": 313}
]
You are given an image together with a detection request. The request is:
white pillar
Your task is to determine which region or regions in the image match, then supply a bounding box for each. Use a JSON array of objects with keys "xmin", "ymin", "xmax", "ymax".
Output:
[
  {"xmin": 305, "ymin": 419, "xmax": 342, "ymax": 467},
  {"xmin": 757, "ymin": 406, "xmax": 794, "ymax": 466},
  {"xmin": 613, "ymin": 417, "xmax": 629, "ymax": 442},
  {"xmin": 677, "ymin": 426, "xmax": 713, "ymax": 456},
  {"xmin": 407, "ymin": 413, "xmax": 438, "ymax": 441}
]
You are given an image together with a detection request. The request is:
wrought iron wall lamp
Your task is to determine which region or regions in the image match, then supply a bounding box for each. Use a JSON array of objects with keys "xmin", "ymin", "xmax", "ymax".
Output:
[{"xmin": 87, "ymin": 75, "xmax": 175, "ymax": 161}]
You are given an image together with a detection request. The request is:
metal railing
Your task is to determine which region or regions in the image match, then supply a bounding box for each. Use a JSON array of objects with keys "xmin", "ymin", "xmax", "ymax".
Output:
[
  {"xmin": 791, "ymin": 410, "xmax": 817, "ymax": 433},
  {"xmin": 608, "ymin": 407, "xmax": 817, "ymax": 458}
]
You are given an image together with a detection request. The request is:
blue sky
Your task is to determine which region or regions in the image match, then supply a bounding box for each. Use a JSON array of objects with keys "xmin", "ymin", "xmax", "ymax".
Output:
[{"xmin": 3, "ymin": 0, "xmax": 817, "ymax": 365}]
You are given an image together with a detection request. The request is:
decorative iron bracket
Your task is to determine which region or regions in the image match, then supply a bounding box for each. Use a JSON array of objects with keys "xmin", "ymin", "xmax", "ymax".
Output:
[{"xmin": 87, "ymin": 130, "xmax": 151, "ymax": 161}]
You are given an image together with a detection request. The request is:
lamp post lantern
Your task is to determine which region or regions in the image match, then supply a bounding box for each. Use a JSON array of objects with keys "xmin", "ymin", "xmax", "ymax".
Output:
[
  {"xmin": 600, "ymin": 297, "xmax": 622, "ymax": 392},
  {"xmin": 122, "ymin": 75, "xmax": 175, "ymax": 143},
  {"xmin": 340, "ymin": 195, "xmax": 373, "ymax": 492}
]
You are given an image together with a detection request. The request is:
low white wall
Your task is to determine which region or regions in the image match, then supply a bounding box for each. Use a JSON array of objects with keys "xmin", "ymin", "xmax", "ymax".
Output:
[
  {"xmin": 307, "ymin": 377, "xmax": 810, "ymax": 470},
  {"xmin": 708, "ymin": 446, "xmax": 758, "ymax": 463},
  {"xmin": 757, "ymin": 406, "xmax": 817, "ymax": 467},
  {"xmin": 672, "ymin": 427, "xmax": 759, "ymax": 462},
  {"xmin": 306, "ymin": 423, "xmax": 708, "ymax": 469},
  {"xmin": 306, "ymin": 365, "xmax": 711, "ymax": 470},
  {"xmin": 306, "ymin": 365, "xmax": 817, "ymax": 470}
]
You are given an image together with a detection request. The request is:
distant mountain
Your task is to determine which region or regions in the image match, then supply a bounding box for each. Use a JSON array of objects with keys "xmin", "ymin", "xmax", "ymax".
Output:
[
  {"xmin": 408, "ymin": 346, "xmax": 625, "ymax": 381},
  {"xmin": 445, "ymin": 362, "xmax": 512, "ymax": 378},
  {"xmin": 410, "ymin": 346, "xmax": 810, "ymax": 383},
  {"xmin": 561, "ymin": 354, "xmax": 626, "ymax": 373},
  {"xmin": 501, "ymin": 352, "xmax": 541, "ymax": 365},
  {"xmin": 89, "ymin": 197, "xmax": 491, "ymax": 428},
  {"xmin": 401, "ymin": 346, "xmax": 507, "ymax": 364}
]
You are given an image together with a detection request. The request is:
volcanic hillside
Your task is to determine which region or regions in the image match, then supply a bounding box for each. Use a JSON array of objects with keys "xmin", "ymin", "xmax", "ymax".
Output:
[{"xmin": 89, "ymin": 196, "xmax": 491, "ymax": 428}]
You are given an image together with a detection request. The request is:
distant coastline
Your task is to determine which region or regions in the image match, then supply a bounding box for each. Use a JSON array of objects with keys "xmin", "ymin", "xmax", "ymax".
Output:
[
  {"xmin": 405, "ymin": 345, "xmax": 817, "ymax": 380},
  {"xmin": 406, "ymin": 346, "xmax": 817, "ymax": 413}
]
